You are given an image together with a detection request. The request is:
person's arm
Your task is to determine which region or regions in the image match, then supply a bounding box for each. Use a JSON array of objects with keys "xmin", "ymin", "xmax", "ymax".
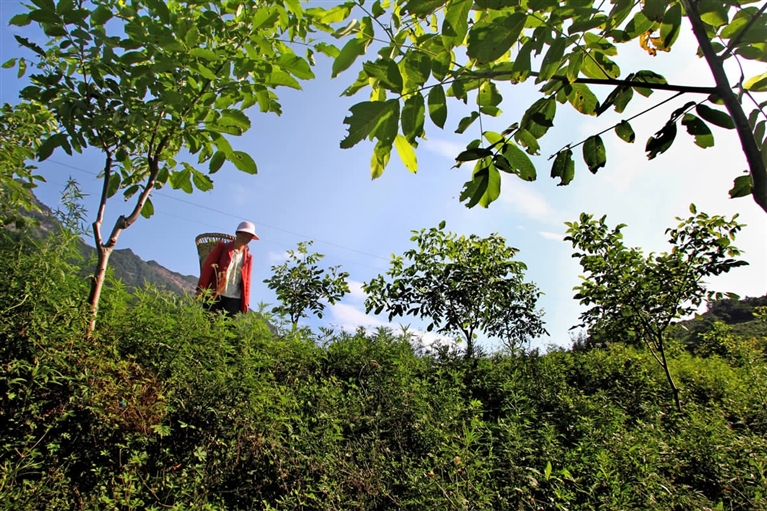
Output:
[
  {"xmin": 240, "ymin": 252, "xmax": 252, "ymax": 313},
  {"xmin": 197, "ymin": 241, "xmax": 224, "ymax": 295}
]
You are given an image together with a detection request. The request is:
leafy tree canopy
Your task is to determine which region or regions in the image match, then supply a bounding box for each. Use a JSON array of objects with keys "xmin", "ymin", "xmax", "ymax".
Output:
[
  {"xmin": 324, "ymin": 0, "xmax": 767, "ymax": 212},
  {"xmin": 363, "ymin": 221, "xmax": 546, "ymax": 356},
  {"xmin": 3, "ymin": 0, "xmax": 337, "ymax": 330},
  {"xmin": 0, "ymin": 102, "xmax": 56, "ymax": 226},
  {"xmin": 566, "ymin": 204, "xmax": 748, "ymax": 409},
  {"xmin": 264, "ymin": 240, "xmax": 350, "ymax": 326}
]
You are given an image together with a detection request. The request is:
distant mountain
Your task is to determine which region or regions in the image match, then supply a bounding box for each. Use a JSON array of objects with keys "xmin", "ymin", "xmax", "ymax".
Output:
[
  {"xmin": 12, "ymin": 193, "xmax": 199, "ymax": 295},
  {"xmin": 671, "ymin": 294, "xmax": 767, "ymax": 347}
]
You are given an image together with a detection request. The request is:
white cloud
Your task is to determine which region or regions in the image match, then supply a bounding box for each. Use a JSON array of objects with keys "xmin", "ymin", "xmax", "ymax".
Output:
[
  {"xmin": 500, "ymin": 175, "xmax": 560, "ymax": 224},
  {"xmin": 539, "ymin": 231, "xmax": 566, "ymax": 242},
  {"xmin": 423, "ymin": 139, "xmax": 465, "ymax": 160},
  {"xmin": 329, "ymin": 303, "xmax": 387, "ymax": 331},
  {"xmin": 347, "ymin": 279, "xmax": 367, "ymax": 301},
  {"xmin": 267, "ymin": 250, "xmax": 289, "ymax": 263}
]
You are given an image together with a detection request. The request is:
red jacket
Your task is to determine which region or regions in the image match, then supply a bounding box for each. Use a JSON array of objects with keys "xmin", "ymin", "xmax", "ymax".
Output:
[{"xmin": 197, "ymin": 241, "xmax": 253, "ymax": 313}]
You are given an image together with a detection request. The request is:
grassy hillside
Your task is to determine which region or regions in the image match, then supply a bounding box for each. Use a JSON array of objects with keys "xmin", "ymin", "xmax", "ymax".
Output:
[{"xmin": 1, "ymin": 222, "xmax": 766, "ymax": 510}]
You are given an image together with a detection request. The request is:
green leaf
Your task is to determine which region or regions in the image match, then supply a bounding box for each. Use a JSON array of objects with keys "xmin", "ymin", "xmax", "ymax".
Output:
[
  {"xmin": 90, "ymin": 5, "xmax": 112, "ymax": 25},
  {"xmin": 363, "ymin": 59, "xmax": 403, "ymax": 93},
  {"xmin": 538, "ymin": 37, "xmax": 567, "ymax": 81},
  {"xmin": 520, "ymin": 98, "xmax": 556, "ymax": 139},
  {"xmin": 121, "ymin": 51, "xmax": 147, "ymax": 65},
  {"xmin": 744, "ymin": 72, "xmax": 767, "ymax": 92},
  {"xmin": 394, "ymin": 134, "xmax": 418, "ymax": 173},
  {"xmin": 400, "ymin": 51, "xmax": 431, "ymax": 92},
  {"xmin": 681, "ymin": 114, "xmax": 714, "ymax": 148},
  {"xmin": 431, "ymin": 50, "xmax": 452, "ymax": 81},
  {"xmin": 645, "ymin": 122, "xmax": 677, "ymax": 159},
  {"xmin": 371, "ymin": 140, "xmax": 392, "ymax": 179},
  {"xmin": 695, "ymin": 104, "xmax": 735, "ymax": 129},
  {"xmin": 460, "ymin": 161, "xmax": 500, "ymax": 208},
  {"xmin": 189, "ymin": 48, "xmax": 219, "ymax": 61},
  {"xmin": 551, "ymin": 149, "xmax": 574, "ymax": 185},
  {"xmin": 28, "ymin": 9, "xmax": 59, "ymax": 24},
  {"xmin": 503, "ymin": 142, "xmax": 536, "ymax": 180},
  {"xmin": 515, "ymin": 128, "xmax": 540, "ymax": 155},
  {"xmin": 209, "ymin": 151, "xmax": 226, "ymax": 174},
  {"xmin": 456, "ymin": 147, "xmax": 493, "ymax": 162},
  {"xmin": 442, "ymin": 0, "xmax": 471, "ymax": 49},
  {"xmin": 581, "ymin": 51, "xmax": 620, "ymax": 79},
  {"xmin": 582, "ymin": 135, "xmax": 606, "ymax": 173},
  {"xmin": 220, "ymin": 110, "xmax": 251, "ymax": 131},
  {"xmin": 466, "ymin": 12, "xmax": 527, "ymax": 64},
  {"xmin": 615, "ymin": 120, "xmax": 636, "ymax": 143},
  {"xmin": 660, "ymin": 3, "xmax": 681, "ymax": 50},
  {"xmin": 170, "ymin": 169, "xmax": 193, "ymax": 193},
  {"xmin": 478, "ymin": 81, "xmax": 502, "ymax": 115},
  {"xmin": 428, "ymin": 85, "xmax": 447, "ymax": 128},
  {"xmin": 230, "ymin": 151, "xmax": 258, "ymax": 174},
  {"xmin": 698, "ymin": 0, "xmax": 728, "ymax": 27},
  {"xmin": 402, "ymin": 92, "xmax": 425, "ymax": 143},
  {"xmin": 729, "ymin": 174, "xmax": 752, "ymax": 198},
  {"xmin": 456, "ymin": 112, "xmax": 479, "ymax": 134},
  {"xmin": 404, "ymin": 0, "xmax": 448, "ymax": 17},
  {"xmin": 107, "ymin": 173, "xmax": 121, "ymax": 198},
  {"xmin": 341, "ymin": 100, "xmax": 399, "ymax": 149},
  {"xmin": 9, "ymin": 13, "xmax": 31, "ymax": 26},
  {"xmin": 37, "ymin": 133, "xmax": 67, "ymax": 161},
  {"xmin": 315, "ymin": 42, "xmax": 340, "ymax": 59},
  {"xmin": 641, "ymin": 0, "xmax": 667, "ymax": 23},
  {"xmin": 278, "ymin": 54, "xmax": 315, "ymax": 80},
  {"xmin": 633, "ymin": 70, "xmax": 667, "ymax": 97},
  {"xmin": 192, "ymin": 170, "xmax": 214, "ymax": 192},
  {"xmin": 567, "ymin": 83, "xmax": 599, "ymax": 115},
  {"xmin": 332, "ymin": 38, "xmax": 366, "ymax": 78},
  {"xmin": 268, "ymin": 70, "xmax": 302, "ymax": 89},
  {"xmin": 624, "ymin": 11, "xmax": 654, "ymax": 39},
  {"xmin": 2, "ymin": 58, "xmax": 16, "ymax": 69},
  {"xmin": 140, "ymin": 198, "xmax": 154, "ymax": 219}
]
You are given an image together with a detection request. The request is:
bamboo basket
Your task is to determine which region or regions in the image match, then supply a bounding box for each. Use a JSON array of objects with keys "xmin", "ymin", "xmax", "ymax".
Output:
[{"xmin": 195, "ymin": 233, "xmax": 234, "ymax": 272}]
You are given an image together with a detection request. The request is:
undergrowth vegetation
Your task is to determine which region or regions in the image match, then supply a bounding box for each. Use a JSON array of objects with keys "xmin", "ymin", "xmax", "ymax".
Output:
[{"xmin": 2, "ymin": 227, "xmax": 767, "ymax": 510}]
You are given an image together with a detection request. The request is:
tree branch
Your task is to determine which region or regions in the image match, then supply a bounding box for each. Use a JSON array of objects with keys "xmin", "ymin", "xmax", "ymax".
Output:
[
  {"xmin": 468, "ymin": 70, "xmax": 718, "ymax": 94},
  {"xmin": 549, "ymin": 91, "xmax": 684, "ymax": 159},
  {"xmin": 682, "ymin": 0, "xmax": 767, "ymax": 214},
  {"xmin": 92, "ymin": 152, "xmax": 113, "ymax": 249}
]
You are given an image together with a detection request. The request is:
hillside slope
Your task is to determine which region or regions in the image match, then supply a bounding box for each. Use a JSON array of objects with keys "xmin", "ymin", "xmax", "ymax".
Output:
[{"xmin": 13, "ymin": 193, "xmax": 199, "ymax": 295}]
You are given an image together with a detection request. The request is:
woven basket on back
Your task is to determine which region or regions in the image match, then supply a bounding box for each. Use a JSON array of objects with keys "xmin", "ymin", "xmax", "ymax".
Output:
[{"xmin": 195, "ymin": 233, "xmax": 234, "ymax": 272}]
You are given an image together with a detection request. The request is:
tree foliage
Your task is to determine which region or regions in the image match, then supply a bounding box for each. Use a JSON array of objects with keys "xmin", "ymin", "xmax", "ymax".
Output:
[
  {"xmin": 363, "ymin": 221, "xmax": 546, "ymax": 356},
  {"xmin": 326, "ymin": 0, "xmax": 767, "ymax": 212},
  {"xmin": 4, "ymin": 0, "xmax": 333, "ymax": 332},
  {"xmin": 264, "ymin": 240, "xmax": 350, "ymax": 325},
  {"xmin": 0, "ymin": 102, "xmax": 56, "ymax": 227},
  {"xmin": 565, "ymin": 205, "xmax": 748, "ymax": 410}
]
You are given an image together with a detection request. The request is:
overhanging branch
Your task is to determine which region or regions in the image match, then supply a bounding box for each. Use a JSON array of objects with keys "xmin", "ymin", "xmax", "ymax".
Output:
[{"xmin": 468, "ymin": 70, "xmax": 718, "ymax": 95}]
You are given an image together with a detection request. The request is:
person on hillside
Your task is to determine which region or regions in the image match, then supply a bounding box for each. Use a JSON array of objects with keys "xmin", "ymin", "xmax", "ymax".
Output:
[{"xmin": 197, "ymin": 221, "xmax": 259, "ymax": 317}]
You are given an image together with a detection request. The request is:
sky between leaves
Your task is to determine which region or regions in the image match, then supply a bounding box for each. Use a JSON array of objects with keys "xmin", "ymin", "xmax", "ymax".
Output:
[{"xmin": 1, "ymin": 0, "xmax": 765, "ymax": 350}]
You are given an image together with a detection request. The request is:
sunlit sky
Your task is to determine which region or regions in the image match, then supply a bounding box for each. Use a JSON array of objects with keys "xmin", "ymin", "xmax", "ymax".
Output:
[{"xmin": 1, "ymin": 0, "xmax": 765, "ymax": 350}]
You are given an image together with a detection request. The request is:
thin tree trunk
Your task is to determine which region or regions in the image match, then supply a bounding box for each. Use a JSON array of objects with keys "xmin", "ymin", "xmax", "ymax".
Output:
[
  {"xmin": 682, "ymin": 0, "xmax": 767, "ymax": 214},
  {"xmin": 87, "ymin": 245, "xmax": 113, "ymax": 333},
  {"xmin": 656, "ymin": 335, "xmax": 682, "ymax": 412},
  {"xmin": 86, "ymin": 153, "xmax": 161, "ymax": 337}
]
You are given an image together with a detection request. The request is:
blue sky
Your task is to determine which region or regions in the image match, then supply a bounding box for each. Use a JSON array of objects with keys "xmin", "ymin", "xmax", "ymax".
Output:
[{"xmin": 2, "ymin": 0, "xmax": 765, "ymax": 350}]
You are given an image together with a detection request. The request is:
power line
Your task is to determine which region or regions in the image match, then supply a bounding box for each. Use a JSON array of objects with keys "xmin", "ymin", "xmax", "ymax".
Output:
[{"xmin": 45, "ymin": 158, "xmax": 392, "ymax": 267}]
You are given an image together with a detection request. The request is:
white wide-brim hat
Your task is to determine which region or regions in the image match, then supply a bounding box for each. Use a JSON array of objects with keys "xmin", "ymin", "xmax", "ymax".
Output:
[{"xmin": 236, "ymin": 221, "xmax": 259, "ymax": 240}]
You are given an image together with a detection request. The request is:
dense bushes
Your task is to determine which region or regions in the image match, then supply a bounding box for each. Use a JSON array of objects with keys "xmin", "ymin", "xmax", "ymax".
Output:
[{"xmin": 1, "ymin": 230, "xmax": 766, "ymax": 510}]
